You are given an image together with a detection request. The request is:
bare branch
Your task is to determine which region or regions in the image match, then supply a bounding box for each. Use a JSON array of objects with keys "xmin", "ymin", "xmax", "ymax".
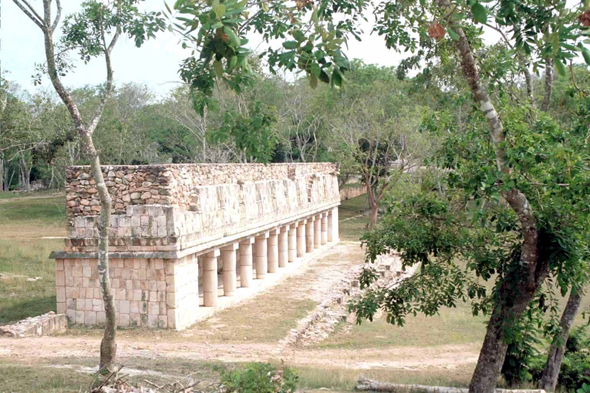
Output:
[
  {"xmin": 51, "ymin": 0, "xmax": 62, "ymax": 32},
  {"xmin": 484, "ymin": 23, "xmax": 514, "ymax": 49},
  {"xmin": 88, "ymin": 4, "xmax": 122, "ymax": 134},
  {"xmin": 12, "ymin": 0, "xmax": 45, "ymax": 30}
]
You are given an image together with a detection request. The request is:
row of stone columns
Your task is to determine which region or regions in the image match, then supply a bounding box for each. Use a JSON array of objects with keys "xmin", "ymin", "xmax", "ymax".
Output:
[{"xmin": 200, "ymin": 207, "xmax": 339, "ymax": 307}]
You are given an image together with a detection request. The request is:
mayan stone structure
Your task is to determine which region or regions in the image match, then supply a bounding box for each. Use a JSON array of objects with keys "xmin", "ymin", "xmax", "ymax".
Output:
[{"xmin": 50, "ymin": 163, "xmax": 341, "ymax": 330}]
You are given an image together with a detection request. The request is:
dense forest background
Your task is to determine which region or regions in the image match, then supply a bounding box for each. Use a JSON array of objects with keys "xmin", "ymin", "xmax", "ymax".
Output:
[{"xmin": 3, "ymin": 57, "xmax": 586, "ymax": 193}]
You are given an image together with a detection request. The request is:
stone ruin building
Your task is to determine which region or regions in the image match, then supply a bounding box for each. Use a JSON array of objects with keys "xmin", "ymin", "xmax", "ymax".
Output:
[{"xmin": 50, "ymin": 163, "xmax": 341, "ymax": 330}]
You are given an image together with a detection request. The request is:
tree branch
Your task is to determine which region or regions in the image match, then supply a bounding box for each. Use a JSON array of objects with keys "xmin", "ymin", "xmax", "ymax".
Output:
[
  {"xmin": 12, "ymin": 0, "xmax": 45, "ymax": 30},
  {"xmin": 541, "ymin": 58, "xmax": 553, "ymax": 112},
  {"xmin": 87, "ymin": 4, "xmax": 121, "ymax": 135},
  {"xmin": 51, "ymin": 0, "xmax": 62, "ymax": 33}
]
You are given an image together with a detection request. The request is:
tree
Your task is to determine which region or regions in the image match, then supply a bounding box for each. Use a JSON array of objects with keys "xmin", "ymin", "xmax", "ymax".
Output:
[
  {"xmin": 327, "ymin": 63, "xmax": 432, "ymax": 229},
  {"xmin": 13, "ymin": 0, "xmax": 163, "ymax": 372},
  {"xmin": 168, "ymin": 0, "xmax": 590, "ymax": 391}
]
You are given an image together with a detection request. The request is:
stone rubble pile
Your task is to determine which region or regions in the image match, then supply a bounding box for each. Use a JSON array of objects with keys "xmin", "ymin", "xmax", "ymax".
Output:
[{"xmin": 277, "ymin": 252, "xmax": 411, "ymax": 350}]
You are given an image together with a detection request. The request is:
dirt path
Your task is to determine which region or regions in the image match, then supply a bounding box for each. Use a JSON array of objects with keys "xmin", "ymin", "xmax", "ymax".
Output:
[
  {"xmin": 0, "ymin": 240, "xmax": 481, "ymax": 373},
  {"xmin": 0, "ymin": 334, "xmax": 480, "ymax": 371}
]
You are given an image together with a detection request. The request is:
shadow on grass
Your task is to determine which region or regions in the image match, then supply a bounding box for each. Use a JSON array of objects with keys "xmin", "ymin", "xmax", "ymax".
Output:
[{"xmin": 0, "ymin": 295, "xmax": 56, "ymax": 325}]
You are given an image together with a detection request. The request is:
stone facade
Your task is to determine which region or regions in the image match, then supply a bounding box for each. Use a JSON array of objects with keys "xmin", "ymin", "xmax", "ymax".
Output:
[{"xmin": 52, "ymin": 163, "xmax": 340, "ymax": 330}]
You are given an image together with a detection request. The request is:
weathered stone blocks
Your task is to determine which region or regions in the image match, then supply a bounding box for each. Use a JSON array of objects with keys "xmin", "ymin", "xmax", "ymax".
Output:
[{"xmin": 52, "ymin": 163, "xmax": 340, "ymax": 330}]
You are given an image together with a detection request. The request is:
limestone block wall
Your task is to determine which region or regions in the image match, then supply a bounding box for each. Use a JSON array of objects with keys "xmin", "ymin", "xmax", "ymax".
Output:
[
  {"xmin": 56, "ymin": 256, "xmax": 198, "ymax": 329},
  {"xmin": 339, "ymin": 185, "xmax": 367, "ymax": 200}
]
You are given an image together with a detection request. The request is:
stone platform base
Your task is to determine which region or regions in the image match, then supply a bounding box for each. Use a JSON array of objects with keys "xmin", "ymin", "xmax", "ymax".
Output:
[{"xmin": 0, "ymin": 312, "xmax": 67, "ymax": 338}]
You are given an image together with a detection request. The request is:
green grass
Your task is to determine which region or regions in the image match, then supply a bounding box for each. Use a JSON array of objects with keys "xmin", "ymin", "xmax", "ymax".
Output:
[
  {"xmin": 338, "ymin": 194, "xmax": 367, "ymax": 220},
  {"xmin": 296, "ymin": 365, "xmax": 476, "ymax": 391},
  {"xmin": 0, "ymin": 357, "xmax": 221, "ymax": 393},
  {"xmin": 338, "ymin": 195, "xmax": 369, "ymax": 242},
  {"xmin": 0, "ymin": 192, "xmax": 66, "ymax": 325},
  {"xmin": 0, "ymin": 238, "xmax": 62, "ymax": 324},
  {"xmin": 0, "ymin": 189, "xmax": 63, "ymax": 200},
  {"xmin": 0, "ymin": 193, "xmax": 66, "ymax": 227},
  {"xmin": 317, "ymin": 303, "xmax": 487, "ymax": 350}
]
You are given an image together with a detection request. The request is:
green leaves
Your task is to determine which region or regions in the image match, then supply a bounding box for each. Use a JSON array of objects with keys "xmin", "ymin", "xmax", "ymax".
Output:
[
  {"xmin": 555, "ymin": 58, "xmax": 566, "ymax": 77},
  {"xmin": 282, "ymin": 41, "xmax": 299, "ymax": 50},
  {"xmin": 471, "ymin": 3, "xmax": 487, "ymax": 24},
  {"xmin": 213, "ymin": 4, "xmax": 226, "ymax": 19},
  {"xmin": 223, "ymin": 26, "xmax": 241, "ymax": 48}
]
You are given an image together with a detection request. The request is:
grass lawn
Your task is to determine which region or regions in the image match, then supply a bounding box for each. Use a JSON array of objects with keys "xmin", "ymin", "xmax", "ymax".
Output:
[
  {"xmin": 0, "ymin": 356, "xmax": 221, "ymax": 393},
  {"xmin": 338, "ymin": 194, "xmax": 369, "ymax": 243},
  {"xmin": 0, "ymin": 192, "xmax": 66, "ymax": 325}
]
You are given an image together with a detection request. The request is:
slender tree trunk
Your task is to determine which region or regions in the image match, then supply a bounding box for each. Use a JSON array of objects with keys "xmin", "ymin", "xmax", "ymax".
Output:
[
  {"xmin": 541, "ymin": 58, "xmax": 554, "ymax": 112},
  {"xmin": 366, "ymin": 182, "xmax": 379, "ymax": 230},
  {"xmin": 523, "ymin": 61, "xmax": 533, "ymax": 100},
  {"xmin": 19, "ymin": 154, "xmax": 30, "ymax": 191},
  {"xmin": 539, "ymin": 289, "xmax": 583, "ymax": 392},
  {"xmin": 12, "ymin": 0, "xmax": 121, "ymax": 372},
  {"xmin": 0, "ymin": 154, "xmax": 4, "ymax": 192},
  {"xmin": 8, "ymin": 166, "xmax": 16, "ymax": 191}
]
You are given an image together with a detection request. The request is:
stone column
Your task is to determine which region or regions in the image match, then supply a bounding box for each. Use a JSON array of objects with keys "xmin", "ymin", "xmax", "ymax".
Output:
[
  {"xmin": 297, "ymin": 220, "xmax": 306, "ymax": 257},
  {"xmin": 267, "ymin": 229, "xmax": 279, "ymax": 273},
  {"xmin": 221, "ymin": 243, "xmax": 238, "ymax": 296},
  {"xmin": 288, "ymin": 223, "xmax": 297, "ymax": 262},
  {"xmin": 203, "ymin": 249, "xmax": 220, "ymax": 307},
  {"xmin": 328, "ymin": 210, "xmax": 334, "ymax": 242},
  {"xmin": 278, "ymin": 226, "xmax": 289, "ymax": 268},
  {"xmin": 331, "ymin": 207, "xmax": 339, "ymax": 242},
  {"xmin": 321, "ymin": 212, "xmax": 328, "ymax": 245},
  {"xmin": 239, "ymin": 238, "xmax": 254, "ymax": 288},
  {"xmin": 305, "ymin": 217, "xmax": 314, "ymax": 253},
  {"xmin": 314, "ymin": 213, "xmax": 322, "ymax": 249},
  {"xmin": 254, "ymin": 232, "xmax": 269, "ymax": 279}
]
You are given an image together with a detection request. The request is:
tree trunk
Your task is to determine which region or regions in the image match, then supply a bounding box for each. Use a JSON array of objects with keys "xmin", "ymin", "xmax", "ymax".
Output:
[
  {"xmin": 368, "ymin": 199, "xmax": 379, "ymax": 230},
  {"xmin": 356, "ymin": 377, "xmax": 547, "ymax": 393},
  {"xmin": 469, "ymin": 288, "xmax": 534, "ymax": 393},
  {"xmin": 366, "ymin": 176, "xmax": 379, "ymax": 230},
  {"xmin": 523, "ymin": 62, "xmax": 533, "ymax": 100},
  {"xmin": 433, "ymin": 1, "xmax": 546, "ymax": 392},
  {"xmin": 0, "ymin": 154, "xmax": 4, "ymax": 192},
  {"xmin": 539, "ymin": 290, "xmax": 583, "ymax": 392},
  {"xmin": 15, "ymin": 0, "xmax": 120, "ymax": 373},
  {"xmin": 541, "ymin": 58, "xmax": 553, "ymax": 112},
  {"xmin": 18, "ymin": 154, "xmax": 31, "ymax": 191}
]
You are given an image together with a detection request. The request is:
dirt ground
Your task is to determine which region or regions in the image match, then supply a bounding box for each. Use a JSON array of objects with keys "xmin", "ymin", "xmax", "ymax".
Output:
[{"xmin": 0, "ymin": 240, "xmax": 481, "ymax": 391}]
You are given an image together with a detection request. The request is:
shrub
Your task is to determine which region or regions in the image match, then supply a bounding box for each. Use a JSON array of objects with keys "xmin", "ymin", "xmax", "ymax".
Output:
[{"xmin": 220, "ymin": 362, "xmax": 298, "ymax": 393}]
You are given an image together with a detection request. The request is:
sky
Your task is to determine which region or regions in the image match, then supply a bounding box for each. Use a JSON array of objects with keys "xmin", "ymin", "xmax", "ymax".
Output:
[{"xmin": 1, "ymin": 0, "xmax": 402, "ymax": 98}]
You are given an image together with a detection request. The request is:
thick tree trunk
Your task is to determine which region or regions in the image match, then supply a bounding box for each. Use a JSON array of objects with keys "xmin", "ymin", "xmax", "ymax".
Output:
[
  {"xmin": 434, "ymin": 1, "xmax": 546, "ymax": 392},
  {"xmin": 469, "ymin": 282, "xmax": 535, "ymax": 393},
  {"xmin": 539, "ymin": 290, "xmax": 583, "ymax": 392},
  {"xmin": 541, "ymin": 58, "xmax": 553, "ymax": 112}
]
